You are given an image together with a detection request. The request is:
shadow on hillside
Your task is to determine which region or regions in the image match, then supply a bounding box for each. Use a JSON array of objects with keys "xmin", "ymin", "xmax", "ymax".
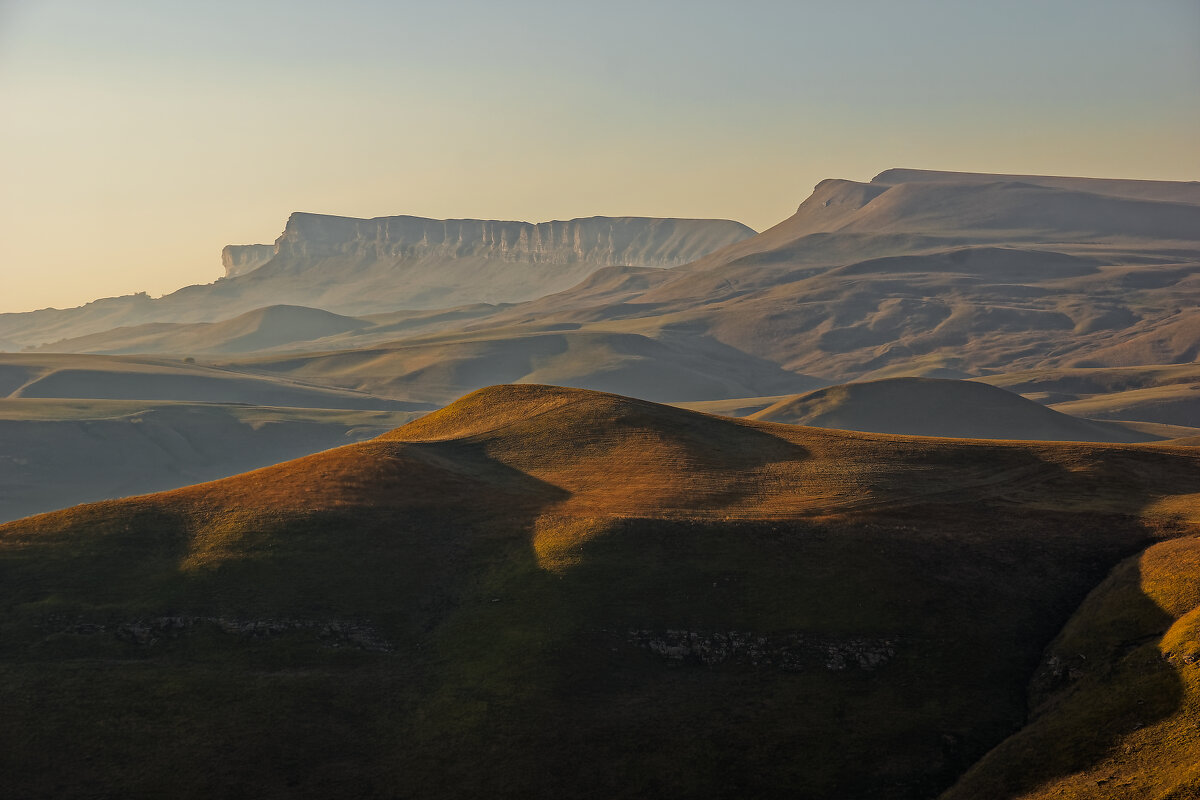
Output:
[
  {"xmin": 2, "ymin": 409, "xmax": 1197, "ymax": 799},
  {"xmin": 501, "ymin": 431, "xmax": 1198, "ymax": 799},
  {"xmin": 940, "ymin": 554, "xmax": 1185, "ymax": 799}
]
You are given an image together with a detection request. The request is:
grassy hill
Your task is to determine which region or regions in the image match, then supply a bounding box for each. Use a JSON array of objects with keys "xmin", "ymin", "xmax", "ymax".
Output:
[
  {"xmin": 0, "ymin": 354, "xmax": 431, "ymax": 522},
  {"xmin": 749, "ymin": 377, "xmax": 1174, "ymax": 442},
  {"xmin": 2, "ymin": 384, "xmax": 1199, "ymax": 798}
]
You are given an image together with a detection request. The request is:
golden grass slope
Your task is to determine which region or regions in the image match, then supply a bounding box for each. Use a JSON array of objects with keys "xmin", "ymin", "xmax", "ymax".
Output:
[
  {"xmin": 3, "ymin": 384, "xmax": 1200, "ymax": 798},
  {"xmin": 943, "ymin": 534, "xmax": 1200, "ymax": 799}
]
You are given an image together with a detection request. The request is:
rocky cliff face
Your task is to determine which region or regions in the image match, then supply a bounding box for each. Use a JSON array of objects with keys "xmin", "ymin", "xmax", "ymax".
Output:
[
  {"xmin": 221, "ymin": 244, "xmax": 277, "ymax": 278},
  {"xmin": 268, "ymin": 213, "xmax": 755, "ymax": 268}
]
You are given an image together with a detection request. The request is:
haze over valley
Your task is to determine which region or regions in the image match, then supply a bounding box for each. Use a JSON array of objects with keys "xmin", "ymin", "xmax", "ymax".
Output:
[{"xmin": 3, "ymin": 1, "xmax": 1199, "ymax": 797}]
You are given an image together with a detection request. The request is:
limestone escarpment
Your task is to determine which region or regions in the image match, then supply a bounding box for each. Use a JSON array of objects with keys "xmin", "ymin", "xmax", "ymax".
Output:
[
  {"xmin": 206, "ymin": 213, "xmax": 756, "ymax": 315},
  {"xmin": 0, "ymin": 214, "xmax": 754, "ymax": 350},
  {"xmin": 220, "ymin": 244, "xmax": 277, "ymax": 278},
  {"xmin": 269, "ymin": 213, "xmax": 755, "ymax": 268}
]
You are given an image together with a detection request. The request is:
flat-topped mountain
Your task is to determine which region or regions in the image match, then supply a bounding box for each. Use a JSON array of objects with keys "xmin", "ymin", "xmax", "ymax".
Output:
[
  {"xmin": 0, "ymin": 214, "xmax": 754, "ymax": 351},
  {"xmin": 215, "ymin": 213, "xmax": 756, "ymax": 314},
  {"xmin": 263, "ymin": 212, "xmax": 753, "ymax": 271},
  {"xmin": 7, "ymin": 169, "xmax": 1199, "ymax": 420},
  {"xmin": 452, "ymin": 169, "xmax": 1200, "ymax": 387},
  {"xmin": 871, "ymin": 168, "xmax": 1200, "ymax": 204},
  {"xmin": 2, "ymin": 384, "xmax": 1199, "ymax": 798},
  {"xmin": 672, "ymin": 169, "xmax": 1200, "ymax": 276}
]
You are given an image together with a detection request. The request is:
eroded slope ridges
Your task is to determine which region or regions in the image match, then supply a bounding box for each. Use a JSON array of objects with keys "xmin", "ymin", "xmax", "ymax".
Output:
[
  {"xmin": 3, "ymin": 384, "xmax": 1199, "ymax": 798},
  {"xmin": 13, "ymin": 171, "xmax": 1200, "ymax": 392},
  {"xmin": 225, "ymin": 170, "xmax": 1195, "ymax": 398},
  {"xmin": 0, "ymin": 215, "xmax": 754, "ymax": 350},
  {"xmin": 220, "ymin": 327, "xmax": 823, "ymax": 405},
  {"xmin": 11, "ymin": 170, "xmax": 1200, "ymax": 407}
]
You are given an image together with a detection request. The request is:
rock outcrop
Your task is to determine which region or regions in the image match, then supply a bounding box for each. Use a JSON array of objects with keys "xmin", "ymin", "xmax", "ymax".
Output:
[
  {"xmin": 269, "ymin": 213, "xmax": 755, "ymax": 268},
  {"xmin": 0, "ymin": 214, "xmax": 756, "ymax": 351},
  {"xmin": 221, "ymin": 244, "xmax": 276, "ymax": 278}
]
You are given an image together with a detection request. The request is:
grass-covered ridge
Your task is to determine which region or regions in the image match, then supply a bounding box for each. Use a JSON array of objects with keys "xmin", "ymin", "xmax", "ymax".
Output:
[{"xmin": 2, "ymin": 384, "xmax": 1199, "ymax": 798}]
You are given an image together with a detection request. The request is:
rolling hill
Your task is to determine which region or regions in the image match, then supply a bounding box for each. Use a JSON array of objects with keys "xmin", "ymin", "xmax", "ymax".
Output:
[
  {"xmin": 749, "ymin": 377, "xmax": 1172, "ymax": 442},
  {"xmin": 0, "ymin": 353, "xmax": 425, "ymax": 409},
  {"xmin": 30, "ymin": 305, "xmax": 373, "ymax": 356},
  {"xmin": 976, "ymin": 363, "xmax": 1200, "ymax": 428},
  {"xmin": 216, "ymin": 328, "xmax": 825, "ymax": 404},
  {"xmin": 2, "ymin": 384, "xmax": 1199, "ymax": 798},
  {"xmin": 0, "ymin": 354, "xmax": 432, "ymax": 521},
  {"xmin": 0, "ymin": 400, "xmax": 422, "ymax": 523}
]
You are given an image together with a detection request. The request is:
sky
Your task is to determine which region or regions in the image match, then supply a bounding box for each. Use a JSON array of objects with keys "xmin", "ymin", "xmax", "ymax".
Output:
[{"xmin": 1, "ymin": 0, "xmax": 1198, "ymax": 313}]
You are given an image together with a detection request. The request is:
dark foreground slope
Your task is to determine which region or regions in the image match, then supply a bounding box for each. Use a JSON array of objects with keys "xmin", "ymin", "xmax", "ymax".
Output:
[{"xmin": 2, "ymin": 385, "xmax": 1199, "ymax": 799}]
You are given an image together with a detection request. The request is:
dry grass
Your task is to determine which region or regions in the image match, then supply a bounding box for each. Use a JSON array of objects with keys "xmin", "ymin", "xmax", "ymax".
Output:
[{"xmin": 3, "ymin": 384, "xmax": 1200, "ymax": 798}]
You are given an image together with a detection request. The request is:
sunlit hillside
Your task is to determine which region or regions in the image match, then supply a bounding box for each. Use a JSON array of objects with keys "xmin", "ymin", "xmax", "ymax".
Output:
[{"xmin": 3, "ymin": 385, "xmax": 1199, "ymax": 798}]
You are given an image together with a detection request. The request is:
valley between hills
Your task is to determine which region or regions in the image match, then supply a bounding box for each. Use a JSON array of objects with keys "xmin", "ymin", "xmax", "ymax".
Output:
[{"xmin": 2, "ymin": 168, "xmax": 1200, "ymax": 797}]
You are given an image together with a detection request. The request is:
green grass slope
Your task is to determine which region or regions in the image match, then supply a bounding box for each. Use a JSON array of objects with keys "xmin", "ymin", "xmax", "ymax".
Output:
[{"xmin": 1, "ymin": 385, "xmax": 1199, "ymax": 798}]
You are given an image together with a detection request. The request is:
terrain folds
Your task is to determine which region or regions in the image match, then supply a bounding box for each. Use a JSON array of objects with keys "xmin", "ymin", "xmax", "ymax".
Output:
[{"xmin": 2, "ymin": 385, "xmax": 1199, "ymax": 798}]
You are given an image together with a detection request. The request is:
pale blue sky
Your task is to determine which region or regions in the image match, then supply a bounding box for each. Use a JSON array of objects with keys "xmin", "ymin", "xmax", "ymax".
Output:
[{"xmin": 2, "ymin": 0, "xmax": 1197, "ymax": 311}]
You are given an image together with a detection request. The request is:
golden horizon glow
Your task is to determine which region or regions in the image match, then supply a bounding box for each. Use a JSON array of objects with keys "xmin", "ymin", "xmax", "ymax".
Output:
[{"xmin": 2, "ymin": 1, "xmax": 1197, "ymax": 313}]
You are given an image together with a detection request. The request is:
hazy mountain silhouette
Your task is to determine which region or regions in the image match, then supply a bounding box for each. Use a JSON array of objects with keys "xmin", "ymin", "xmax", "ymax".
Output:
[{"xmin": 0, "ymin": 215, "xmax": 754, "ymax": 351}]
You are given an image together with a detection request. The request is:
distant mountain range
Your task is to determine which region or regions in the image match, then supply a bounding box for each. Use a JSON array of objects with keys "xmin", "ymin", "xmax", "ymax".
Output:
[
  {"xmin": 4, "ymin": 167, "xmax": 1200, "ymax": 522},
  {"xmin": 0, "ymin": 214, "xmax": 754, "ymax": 351},
  {"xmin": 5, "ymin": 171, "xmax": 1200, "ymax": 795}
]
